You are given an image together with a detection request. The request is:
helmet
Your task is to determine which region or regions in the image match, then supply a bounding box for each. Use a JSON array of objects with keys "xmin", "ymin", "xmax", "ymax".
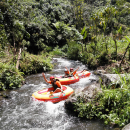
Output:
[
  {"xmin": 50, "ymin": 76, "xmax": 54, "ymax": 80},
  {"xmin": 70, "ymin": 68, "xmax": 73, "ymax": 70},
  {"xmin": 64, "ymin": 69, "xmax": 67, "ymax": 72}
]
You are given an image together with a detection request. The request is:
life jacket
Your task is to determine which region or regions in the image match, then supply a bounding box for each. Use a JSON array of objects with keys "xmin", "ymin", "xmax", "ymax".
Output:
[
  {"xmin": 69, "ymin": 71, "xmax": 73, "ymax": 76},
  {"xmin": 64, "ymin": 71, "xmax": 70, "ymax": 78},
  {"xmin": 52, "ymin": 79, "xmax": 60, "ymax": 91}
]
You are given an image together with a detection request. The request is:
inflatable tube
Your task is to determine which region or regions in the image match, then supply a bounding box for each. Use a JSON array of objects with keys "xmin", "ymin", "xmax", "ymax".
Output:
[
  {"xmin": 75, "ymin": 70, "xmax": 91, "ymax": 79},
  {"xmin": 32, "ymin": 86, "xmax": 74, "ymax": 103},
  {"xmin": 56, "ymin": 70, "xmax": 91, "ymax": 85},
  {"xmin": 56, "ymin": 76, "xmax": 79, "ymax": 85}
]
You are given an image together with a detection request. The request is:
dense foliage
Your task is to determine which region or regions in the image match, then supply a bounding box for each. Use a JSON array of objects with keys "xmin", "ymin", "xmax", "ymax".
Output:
[
  {"xmin": 19, "ymin": 52, "xmax": 53, "ymax": 75},
  {"xmin": 1, "ymin": 0, "xmax": 130, "ymax": 127},
  {"xmin": 0, "ymin": 63, "xmax": 24, "ymax": 90},
  {"xmin": 74, "ymin": 74, "xmax": 130, "ymax": 127}
]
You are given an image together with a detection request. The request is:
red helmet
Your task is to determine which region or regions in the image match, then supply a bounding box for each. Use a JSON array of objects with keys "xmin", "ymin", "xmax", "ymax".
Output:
[
  {"xmin": 50, "ymin": 76, "xmax": 54, "ymax": 80},
  {"xmin": 70, "ymin": 68, "xmax": 73, "ymax": 70}
]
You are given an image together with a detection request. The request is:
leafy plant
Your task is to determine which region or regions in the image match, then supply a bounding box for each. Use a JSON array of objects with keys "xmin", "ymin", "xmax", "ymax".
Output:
[
  {"xmin": 50, "ymin": 46, "xmax": 66, "ymax": 56},
  {"xmin": 73, "ymin": 74, "xmax": 130, "ymax": 128},
  {"xmin": 0, "ymin": 63, "xmax": 24, "ymax": 90},
  {"xmin": 19, "ymin": 52, "xmax": 53, "ymax": 75},
  {"xmin": 67, "ymin": 41, "xmax": 82, "ymax": 60}
]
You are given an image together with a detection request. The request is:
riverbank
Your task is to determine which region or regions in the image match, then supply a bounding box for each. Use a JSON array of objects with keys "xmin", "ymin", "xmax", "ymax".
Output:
[
  {"xmin": 96, "ymin": 59, "xmax": 130, "ymax": 74},
  {"xmin": 0, "ymin": 52, "xmax": 53, "ymax": 91},
  {"xmin": 64, "ymin": 69, "xmax": 130, "ymax": 129}
]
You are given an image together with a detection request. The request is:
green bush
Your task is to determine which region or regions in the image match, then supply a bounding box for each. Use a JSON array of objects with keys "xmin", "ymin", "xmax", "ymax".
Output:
[
  {"xmin": 50, "ymin": 46, "xmax": 66, "ymax": 56},
  {"xmin": 98, "ymin": 51, "xmax": 109, "ymax": 65},
  {"xmin": 74, "ymin": 75, "xmax": 130, "ymax": 128},
  {"xmin": 19, "ymin": 53, "xmax": 53, "ymax": 75},
  {"xmin": 81, "ymin": 52, "xmax": 98, "ymax": 69},
  {"xmin": 61, "ymin": 44, "xmax": 68, "ymax": 54},
  {"xmin": 0, "ymin": 50, "xmax": 5, "ymax": 58},
  {"xmin": 80, "ymin": 52, "xmax": 88, "ymax": 64},
  {"xmin": 0, "ymin": 63, "xmax": 24, "ymax": 90},
  {"xmin": 67, "ymin": 41, "xmax": 82, "ymax": 60},
  {"xmin": 111, "ymin": 51, "xmax": 117, "ymax": 60}
]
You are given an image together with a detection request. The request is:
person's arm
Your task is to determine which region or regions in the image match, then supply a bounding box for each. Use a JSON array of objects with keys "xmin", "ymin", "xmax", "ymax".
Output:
[
  {"xmin": 65, "ymin": 67, "xmax": 70, "ymax": 74},
  {"xmin": 81, "ymin": 69, "xmax": 87, "ymax": 73},
  {"xmin": 73, "ymin": 67, "xmax": 79, "ymax": 76},
  {"xmin": 42, "ymin": 73, "xmax": 51, "ymax": 84}
]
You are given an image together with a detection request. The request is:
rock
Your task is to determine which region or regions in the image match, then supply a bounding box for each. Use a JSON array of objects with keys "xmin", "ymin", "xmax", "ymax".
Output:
[
  {"xmin": 0, "ymin": 91, "xmax": 10, "ymax": 99},
  {"xmin": 64, "ymin": 94, "xmax": 77, "ymax": 111},
  {"xmin": 122, "ymin": 123, "xmax": 130, "ymax": 130},
  {"xmin": 93, "ymin": 70, "xmax": 112, "ymax": 86},
  {"xmin": 64, "ymin": 83, "xmax": 102, "ymax": 111},
  {"xmin": 103, "ymin": 74, "xmax": 125, "ymax": 83},
  {"xmin": 2, "ymin": 92, "xmax": 10, "ymax": 98},
  {"xmin": 93, "ymin": 71, "xmax": 127, "ymax": 87},
  {"xmin": 96, "ymin": 70, "xmax": 106, "ymax": 74}
]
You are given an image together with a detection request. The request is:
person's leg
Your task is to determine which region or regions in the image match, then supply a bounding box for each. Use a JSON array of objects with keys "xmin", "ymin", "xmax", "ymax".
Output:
[{"xmin": 53, "ymin": 88, "xmax": 61, "ymax": 93}]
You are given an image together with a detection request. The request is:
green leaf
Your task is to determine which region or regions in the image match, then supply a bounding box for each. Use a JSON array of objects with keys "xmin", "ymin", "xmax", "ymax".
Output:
[
  {"xmin": 81, "ymin": 26, "xmax": 86, "ymax": 35},
  {"xmin": 83, "ymin": 31, "xmax": 87, "ymax": 39},
  {"xmin": 125, "ymin": 36, "xmax": 130, "ymax": 43}
]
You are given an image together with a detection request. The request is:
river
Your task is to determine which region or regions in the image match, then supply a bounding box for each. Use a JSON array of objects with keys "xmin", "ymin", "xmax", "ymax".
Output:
[{"xmin": 0, "ymin": 57, "xmax": 115, "ymax": 130}]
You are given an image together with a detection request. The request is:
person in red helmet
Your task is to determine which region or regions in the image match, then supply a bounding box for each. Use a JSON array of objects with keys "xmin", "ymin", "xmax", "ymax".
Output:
[
  {"xmin": 70, "ymin": 68, "xmax": 74, "ymax": 75},
  {"xmin": 65, "ymin": 66, "xmax": 79, "ymax": 77},
  {"xmin": 42, "ymin": 73, "xmax": 63, "ymax": 93}
]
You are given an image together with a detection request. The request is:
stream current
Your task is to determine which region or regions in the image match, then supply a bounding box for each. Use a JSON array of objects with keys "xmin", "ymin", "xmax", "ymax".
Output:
[{"xmin": 0, "ymin": 57, "xmax": 114, "ymax": 130}]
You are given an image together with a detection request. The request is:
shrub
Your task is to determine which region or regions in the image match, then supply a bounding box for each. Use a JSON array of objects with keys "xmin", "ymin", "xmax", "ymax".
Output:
[
  {"xmin": 61, "ymin": 44, "xmax": 68, "ymax": 54},
  {"xmin": 50, "ymin": 46, "xmax": 66, "ymax": 56},
  {"xmin": 67, "ymin": 41, "xmax": 82, "ymax": 60},
  {"xmin": 19, "ymin": 53, "xmax": 53, "ymax": 75},
  {"xmin": 111, "ymin": 51, "xmax": 117, "ymax": 60},
  {"xmin": 98, "ymin": 51, "xmax": 109, "ymax": 65},
  {"xmin": 73, "ymin": 75, "xmax": 130, "ymax": 128},
  {"xmin": 81, "ymin": 52, "xmax": 98, "ymax": 69},
  {"xmin": 0, "ymin": 63, "xmax": 24, "ymax": 90}
]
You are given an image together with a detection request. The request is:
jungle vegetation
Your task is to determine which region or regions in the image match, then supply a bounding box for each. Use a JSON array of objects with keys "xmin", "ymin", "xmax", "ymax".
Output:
[{"xmin": 1, "ymin": 0, "xmax": 130, "ymax": 128}]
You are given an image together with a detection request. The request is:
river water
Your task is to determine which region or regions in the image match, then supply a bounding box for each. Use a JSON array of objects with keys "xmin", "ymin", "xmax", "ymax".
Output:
[{"xmin": 0, "ymin": 57, "xmax": 115, "ymax": 130}]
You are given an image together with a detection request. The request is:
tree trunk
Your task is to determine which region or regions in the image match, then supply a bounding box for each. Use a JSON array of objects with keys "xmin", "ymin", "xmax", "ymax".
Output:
[
  {"xmin": 16, "ymin": 48, "xmax": 22, "ymax": 70},
  {"xmin": 120, "ymin": 43, "xmax": 130, "ymax": 70},
  {"xmin": 114, "ymin": 39, "xmax": 117, "ymax": 60},
  {"xmin": 129, "ymin": 48, "xmax": 130, "ymax": 60}
]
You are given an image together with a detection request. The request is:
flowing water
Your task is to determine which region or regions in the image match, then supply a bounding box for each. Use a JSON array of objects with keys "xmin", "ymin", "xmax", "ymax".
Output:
[{"xmin": 0, "ymin": 57, "xmax": 115, "ymax": 130}]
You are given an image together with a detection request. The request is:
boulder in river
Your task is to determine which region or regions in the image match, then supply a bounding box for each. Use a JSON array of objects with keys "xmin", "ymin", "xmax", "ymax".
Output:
[{"xmin": 64, "ymin": 82, "xmax": 102, "ymax": 111}]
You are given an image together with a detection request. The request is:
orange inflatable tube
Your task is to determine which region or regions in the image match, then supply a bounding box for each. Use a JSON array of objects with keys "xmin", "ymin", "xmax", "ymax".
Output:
[
  {"xmin": 56, "ymin": 70, "xmax": 91, "ymax": 85},
  {"xmin": 32, "ymin": 86, "xmax": 74, "ymax": 103}
]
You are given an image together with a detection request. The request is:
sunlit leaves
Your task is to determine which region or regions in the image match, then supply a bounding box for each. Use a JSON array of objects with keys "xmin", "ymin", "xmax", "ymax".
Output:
[{"xmin": 125, "ymin": 36, "xmax": 130, "ymax": 43}]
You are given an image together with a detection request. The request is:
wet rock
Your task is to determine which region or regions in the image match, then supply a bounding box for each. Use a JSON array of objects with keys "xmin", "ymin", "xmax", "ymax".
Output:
[
  {"xmin": 93, "ymin": 70, "xmax": 112, "ymax": 86},
  {"xmin": 0, "ymin": 91, "xmax": 10, "ymax": 99},
  {"xmin": 93, "ymin": 70, "xmax": 127, "ymax": 87},
  {"xmin": 64, "ymin": 95, "xmax": 77, "ymax": 111},
  {"xmin": 96, "ymin": 70, "xmax": 106, "ymax": 74},
  {"xmin": 103, "ymin": 74, "xmax": 125, "ymax": 83},
  {"xmin": 64, "ymin": 83, "xmax": 102, "ymax": 111},
  {"xmin": 122, "ymin": 123, "xmax": 130, "ymax": 130},
  {"xmin": 2, "ymin": 93, "xmax": 9, "ymax": 98}
]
